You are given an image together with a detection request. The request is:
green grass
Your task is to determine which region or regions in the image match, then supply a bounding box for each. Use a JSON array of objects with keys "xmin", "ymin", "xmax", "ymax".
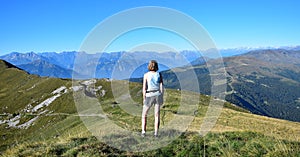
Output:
[
  {"xmin": 3, "ymin": 131, "xmax": 299, "ymax": 156},
  {"xmin": 0, "ymin": 61, "xmax": 300, "ymax": 156}
]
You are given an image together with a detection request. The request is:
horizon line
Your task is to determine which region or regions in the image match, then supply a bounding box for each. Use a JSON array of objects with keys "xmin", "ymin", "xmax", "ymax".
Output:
[{"xmin": 1, "ymin": 45, "xmax": 300, "ymax": 55}]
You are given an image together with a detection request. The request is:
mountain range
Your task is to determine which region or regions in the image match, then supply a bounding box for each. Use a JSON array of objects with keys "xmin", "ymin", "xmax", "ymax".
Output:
[
  {"xmin": 2, "ymin": 47, "xmax": 299, "ymax": 79},
  {"xmin": 2, "ymin": 46, "xmax": 299, "ymax": 78},
  {"xmin": 0, "ymin": 51, "xmax": 205, "ymax": 79},
  {"xmin": 1, "ymin": 47, "xmax": 300, "ymax": 123}
]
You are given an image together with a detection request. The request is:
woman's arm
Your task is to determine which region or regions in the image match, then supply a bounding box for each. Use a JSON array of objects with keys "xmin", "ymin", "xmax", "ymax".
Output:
[
  {"xmin": 159, "ymin": 73, "xmax": 164, "ymax": 94},
  {"xmin": 142, "ymin": 73, "xmax": 147, "ymax": 100}
]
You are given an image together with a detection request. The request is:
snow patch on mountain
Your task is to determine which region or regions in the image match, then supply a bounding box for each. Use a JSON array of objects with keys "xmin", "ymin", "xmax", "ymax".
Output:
[
  {"xmin": 0, "ymin": 115, "xmax": 21, "ymax": 128},
  {"xmin": 0, "ymin": 80, "xmax": 107, "ymax": 129},
  {"xmin": 52, "ymin": 86, "xmax": 67, "ymax": 94},
  {"xmin": 76, "ymin": 79, "xmax": 106, "ymax": 97},
  {"xmin": 32, "ymin": 94, "xmax": 61, "ymax": 112},
  {"xmin": 0, "ymin": 86, "xmax": 69, "ymax": 129},
  {"xmin": 33, "ymin": 86, "xmax": 67, "ymax": 112},
  {"xmin": 81, "ymin": 79, "xmax": 96, "ymax": 86},
  {"xmin": 17, "ymin": 116, "xmax": 39, "ymax": 129},
  {"xmin": 71, "ymin": 86, "xmax": 83, "ymax": 92}
]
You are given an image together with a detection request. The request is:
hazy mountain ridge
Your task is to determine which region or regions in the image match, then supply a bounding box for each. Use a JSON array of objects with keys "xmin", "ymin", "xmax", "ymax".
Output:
[
  {"xmin": 0, "ymin": 52, "xmax": 47, "ymax": 65},
  {"xmin": 2, "ymin": 47, "xmax": 295, "ymax": 79},
  {"xmin": 0, "ymin": 51, "xmax": 203, "ymax": 79},
  {"xmin": 0, "ymin": 52, "xmax": 76, "ymax": 78},
  {"xmin": 243, "ymin": 49, "xmax": 300, "ymax": 65},
  {"xmin": 18, "ymin": 59, "xmax": 75, "ymax": 78},
  {"xmin": 39, "ymin": 51, "xmax": 77, "ymax": 69}
]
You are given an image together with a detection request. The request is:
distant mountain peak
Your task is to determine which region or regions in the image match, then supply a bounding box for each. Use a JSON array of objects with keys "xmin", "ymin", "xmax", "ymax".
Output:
[{"xmin": 243, "ymin": 49, "xmax": 300, "ymax": 65}]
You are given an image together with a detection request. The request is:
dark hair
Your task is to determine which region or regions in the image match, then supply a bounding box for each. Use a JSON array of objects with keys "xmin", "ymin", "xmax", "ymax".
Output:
[{"xmin": 148, "ymin": 60, "xmax": 159, "ymax": 71}]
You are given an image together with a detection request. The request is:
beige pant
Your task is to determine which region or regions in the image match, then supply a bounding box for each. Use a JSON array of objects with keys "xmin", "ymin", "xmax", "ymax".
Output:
[{"xmin": 141, "ymin": 94, "xmax": 163, "ymax": 134}]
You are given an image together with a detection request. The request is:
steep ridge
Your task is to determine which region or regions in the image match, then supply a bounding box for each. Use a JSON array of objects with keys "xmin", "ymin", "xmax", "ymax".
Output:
[
  {"xmin": 0, "ymin": 60, "xmax": 24, "ymax": 70},
  {"xmin": 0, "ymin": 59, "xmax": 74, "ymax": 151},
  {"xmin": 18, "ymin": 59, "xmax": 75, "ymax": 78}
]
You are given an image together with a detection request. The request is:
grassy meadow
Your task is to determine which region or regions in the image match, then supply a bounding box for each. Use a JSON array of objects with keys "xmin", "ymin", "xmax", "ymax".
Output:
[{"xmin": 0, "ymin": 61, "xmax": 300, "ymax": 156}]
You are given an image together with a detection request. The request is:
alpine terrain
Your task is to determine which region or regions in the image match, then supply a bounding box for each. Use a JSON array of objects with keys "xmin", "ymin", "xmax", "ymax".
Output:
[
  {"xmin": 0, "ymin": 59, "xmax": 299, "ymax": 156},
  {"xmin": 160, "ymin": 49, "xmax": 300, "ymax": 122}
]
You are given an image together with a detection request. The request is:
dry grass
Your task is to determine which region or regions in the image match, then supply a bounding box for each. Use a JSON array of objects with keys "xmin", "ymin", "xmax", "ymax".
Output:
[{"xmin": 189, "ymin": 107, "xmax": 300, "ymax": 142}]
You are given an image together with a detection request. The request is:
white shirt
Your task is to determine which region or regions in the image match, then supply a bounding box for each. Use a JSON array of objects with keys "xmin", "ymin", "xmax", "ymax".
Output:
[{"xmin": 145, "ymin": 71, "xmax": 161, "ymax": 97}]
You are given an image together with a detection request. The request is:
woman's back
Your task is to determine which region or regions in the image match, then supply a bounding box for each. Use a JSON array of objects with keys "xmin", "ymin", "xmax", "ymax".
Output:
[{"xmin": 146, "ymin": 71, "xmax": 161, "ymax": 91}]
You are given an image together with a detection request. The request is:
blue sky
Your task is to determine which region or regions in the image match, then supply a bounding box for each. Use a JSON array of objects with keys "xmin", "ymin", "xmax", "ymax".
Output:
[{"xmin": 1, "ymin": 0, "xmax": 299, "ymax": 55}]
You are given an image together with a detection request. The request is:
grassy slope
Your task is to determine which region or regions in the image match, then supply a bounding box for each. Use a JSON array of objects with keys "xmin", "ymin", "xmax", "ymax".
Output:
[
  {"xmin": 0, "ymin": 60, "xmax": 75, "ymax": 152},
  {"xmin": 161, "ymin": 52, "xmax": 300, "ymax": 122},
  {"xmin": 0, "ymin": 60, "xmax": 299, "ymax": 156}
]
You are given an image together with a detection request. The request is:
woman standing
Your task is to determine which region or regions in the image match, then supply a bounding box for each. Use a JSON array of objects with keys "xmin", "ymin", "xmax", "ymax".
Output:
[{"xmin": 141, "ymin": 60, "xmax": 164, "ymax": 137}]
